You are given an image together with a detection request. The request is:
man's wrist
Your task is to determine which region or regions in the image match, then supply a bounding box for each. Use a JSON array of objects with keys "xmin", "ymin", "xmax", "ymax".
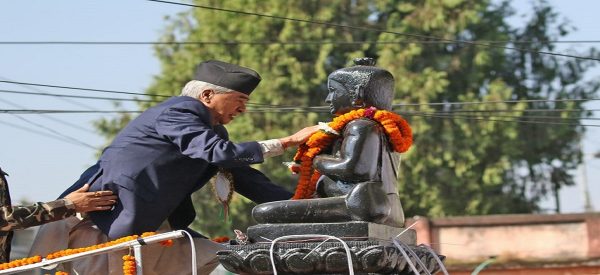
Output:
[
  {"xmin": 278, "ymin": 138, "xmax": 289, "ymax": 150},
  {"xmin": 259, "ymin": 139, "xmax": 285, "ymax": 158},
  {"xmin": 63, "ymin": 198, "xmax": 76, "ymax": 210}
]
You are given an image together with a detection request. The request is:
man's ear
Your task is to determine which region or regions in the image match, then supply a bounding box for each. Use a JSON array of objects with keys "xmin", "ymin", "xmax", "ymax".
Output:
[
  {"xmin": 199, "ymin": 89, "xmax": 214, "ymax": 103},
  {"xmin": 351, "ymin": 84, "xmax": 366, "ymax": 108}
]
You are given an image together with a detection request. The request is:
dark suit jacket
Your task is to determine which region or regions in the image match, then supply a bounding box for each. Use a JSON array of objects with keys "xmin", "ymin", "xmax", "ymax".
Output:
[{"xmin": 61, "ymin": 96, "xmax": 292, "ymax": 239}]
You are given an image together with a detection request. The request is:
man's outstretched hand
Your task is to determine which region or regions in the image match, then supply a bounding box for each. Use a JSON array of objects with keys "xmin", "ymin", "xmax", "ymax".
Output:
[
  {"xmin": 279, "ymin": 125, "xmax": 320, "ymax": 149},
  {"xmin": 64, "ymin": 184, "xmax": 118, "ymax": 213}
]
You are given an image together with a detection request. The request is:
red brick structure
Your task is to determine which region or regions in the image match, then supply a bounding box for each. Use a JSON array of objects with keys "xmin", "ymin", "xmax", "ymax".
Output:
[{"xmin": 407, "ymin": 213, "xmax": 600, "ymax": 274}]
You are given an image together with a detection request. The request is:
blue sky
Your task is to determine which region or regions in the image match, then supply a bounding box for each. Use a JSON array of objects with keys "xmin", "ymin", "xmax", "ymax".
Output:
[{"xmin": 0, "ymin": 0, "xmax": 597, "ymax": 213}]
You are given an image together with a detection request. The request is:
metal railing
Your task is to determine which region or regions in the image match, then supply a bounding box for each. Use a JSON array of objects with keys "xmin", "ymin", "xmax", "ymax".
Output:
[{"xmin": 0, "ymin": 230, "xmax": 187, "ymax": 275}]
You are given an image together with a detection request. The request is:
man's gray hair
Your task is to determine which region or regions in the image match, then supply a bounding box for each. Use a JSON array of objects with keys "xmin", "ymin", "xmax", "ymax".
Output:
[{"xmin": 180, "ymin": 80, "xmax": 234, "ymax": 98}]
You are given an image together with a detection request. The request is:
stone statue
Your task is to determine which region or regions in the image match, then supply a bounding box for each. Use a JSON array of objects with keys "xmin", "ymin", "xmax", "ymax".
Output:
[
  {"xmin": 253, "ymin": 57, "xmax": 407, "ymax": 227},
  {"xmin": 218, "ymin": 59, "xmax": 444, "ymax": 275}
]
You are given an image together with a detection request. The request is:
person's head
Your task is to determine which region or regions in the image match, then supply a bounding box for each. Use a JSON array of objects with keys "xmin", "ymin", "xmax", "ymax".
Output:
[
  {"xmin": 181, "ymin": 60, "xmax": 261, "ymax": 125},
  {"xmin": 326, "ymin": 58, "xmax": 394, "ymax": 115}
]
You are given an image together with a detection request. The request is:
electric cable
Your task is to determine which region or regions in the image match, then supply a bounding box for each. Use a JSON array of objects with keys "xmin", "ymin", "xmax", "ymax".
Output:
[
  {"xmin": 146, "ymin": 0, "xmax": 600, "ymax": 62},
  {"xmin": 398, "ymin": 111, "xmax": 600, "ymax": 121},
  {"xmin": 3, "ymin": 79, "xmax": 599, "ymax": 108},
  {"xmin": 0, "ymin": 89, "xmax": 161, "ymax": 103},
  {"xmin": 404, "ymin": 113, "xmax": 600, "ymax": 127},
  {"xmin": 0, "ymin": 120, "xmax": 94, "ymax": 147},
  {"xmin": 2, "ymin": 40, "xmax": 600, "ymax": 45},
  {"xmin": 0, "ymin": 76, "xmax": 100, "ymax": 110},
  {"xmin": 0, "ymin": 80, "xmax": 290, "ymax": 107},
  {"xmin": 10, "ymin": 114, "xmax": 96, "ymax": 149},
  {"xmin": 0, "ymin": 79, "xmax": 171, "ymax": 98},
  {"xmin": 0, "ymin": 97, "xmax": 95, "ymax": 134}
]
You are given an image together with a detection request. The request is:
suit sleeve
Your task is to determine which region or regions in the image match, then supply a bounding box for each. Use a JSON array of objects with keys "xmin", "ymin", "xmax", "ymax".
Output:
[
  {"xmin": 155, "ymin": 102, "xmax": 264, "ymax": 168},
  {"xmin": 231, "ymin": 166, "xmax": 292, "ymax": 203},
  {"xmin": 59, "ymin": 162, "xmax": 101, "ymax": 199},
  {"xmin": 167, "ymin": 195, "xmax": 196, "ymax": 230}
]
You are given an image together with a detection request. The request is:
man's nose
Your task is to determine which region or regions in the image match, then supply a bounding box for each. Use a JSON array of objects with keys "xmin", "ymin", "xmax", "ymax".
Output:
[{"xmin": 325, "ymin": 93, "xmax": 333, "ymax": 103}]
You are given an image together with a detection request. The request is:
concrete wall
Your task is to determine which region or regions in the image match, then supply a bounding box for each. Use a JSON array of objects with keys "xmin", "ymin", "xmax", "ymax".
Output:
[{"xmin": 407, "ymin": 213, "xmax": 600, "ymax": 274}]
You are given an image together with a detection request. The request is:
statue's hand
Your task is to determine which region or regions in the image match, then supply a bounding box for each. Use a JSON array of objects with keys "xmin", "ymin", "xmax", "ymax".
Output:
[
  {"xmin": 316, "ymin": 175, "xmax": 355, "ymax": 197},
  {"xmin": 279, "ymin": 125, "xmax": 320, "ymax": 148}
]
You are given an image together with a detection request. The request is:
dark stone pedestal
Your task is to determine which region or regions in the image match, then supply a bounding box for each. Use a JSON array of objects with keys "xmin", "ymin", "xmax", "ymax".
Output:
[
  {"xmin": 247, "ymin": 222, "xmax": 416, "ymax": 244},
  {"xmin": 217, "ymin": 222, "xmax": 444, "ymax": 274},
  {"xmin": 217, "ymin": 240, "xmax": 443, "ymax": 274}
]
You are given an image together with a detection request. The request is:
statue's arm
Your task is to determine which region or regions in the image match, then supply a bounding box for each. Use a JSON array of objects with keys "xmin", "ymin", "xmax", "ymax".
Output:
[{"xmin": 313, "ymin": 119, "xmax": 378, "ymax": 181}]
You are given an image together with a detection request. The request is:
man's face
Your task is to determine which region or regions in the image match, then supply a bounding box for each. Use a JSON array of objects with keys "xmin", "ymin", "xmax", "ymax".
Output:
[
  {"xmin": 326, "ymin": 79, "xmax": 353, "ymax": 115},
  {"xmin": 205, "ymin": 91, "xmax": 249, "ymax": 125}
]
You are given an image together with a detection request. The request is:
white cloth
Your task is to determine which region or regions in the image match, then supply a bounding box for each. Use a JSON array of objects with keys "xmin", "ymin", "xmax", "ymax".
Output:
[
  {"xmin": 29, "ymin": 217, "xmax": 222, "ymax": 275},
  {"xmin": 258, "ymin": 139, "xmax": 285, "ymax": 158}
]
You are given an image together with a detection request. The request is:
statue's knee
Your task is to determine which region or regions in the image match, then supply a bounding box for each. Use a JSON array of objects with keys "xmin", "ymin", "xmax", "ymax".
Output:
[
  {"xmin": 345, "ymin": 181, "xmax": 391, "ymax": 223},
  {"xmin": 252, "ymin": 201, "xmax": 283, "ymax": 223}
]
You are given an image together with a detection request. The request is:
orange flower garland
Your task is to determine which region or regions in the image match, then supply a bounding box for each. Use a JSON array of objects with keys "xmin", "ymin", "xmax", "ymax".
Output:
[
  {"xmin": 212, "ymin": 236, "xmax": 231, "ymax": 243},
  {"xmin": 291, "ymin": 107, "xmax": 412, "ymax": 199},
  {"xmin": 0, "ymin": 232, "xmax": 173, "ymax": 274},
  {"xmin": 0, "ymin": 255, "xmax": 42, "ymax": 270},
  {"xmin": 122, "ymin": 254, "xmax": 136, "ymax": 275}
]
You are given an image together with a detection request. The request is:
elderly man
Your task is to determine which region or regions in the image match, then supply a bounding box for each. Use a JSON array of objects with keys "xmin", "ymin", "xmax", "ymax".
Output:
[
  {"xmin": 30, "ymin": 60, "xmax": 317, "ymax": 274},
  {"xmin": 31, "ymin": 60, "xmax": 317, "ymax": 274}
]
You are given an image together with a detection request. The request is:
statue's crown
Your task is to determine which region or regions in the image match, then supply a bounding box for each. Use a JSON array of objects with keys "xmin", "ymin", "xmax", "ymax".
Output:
[{"xmin": 353, "ymin": 57, "xmax": 376, "ymax": 66}]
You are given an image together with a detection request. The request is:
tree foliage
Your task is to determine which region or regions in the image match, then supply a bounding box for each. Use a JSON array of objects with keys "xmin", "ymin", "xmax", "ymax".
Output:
[{"xmin": 96, "ymin": 0, "xmax": 598, "ymax": 237}]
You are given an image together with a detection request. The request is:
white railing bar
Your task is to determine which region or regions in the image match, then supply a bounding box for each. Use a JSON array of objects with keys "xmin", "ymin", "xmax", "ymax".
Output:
[
  {"xmin": 0, "ymin": 230, "xmax": 186, "ymax": 275},
  {"xmin": 133, "ymin": 244, "xmax": 143, "ymax": 275}
]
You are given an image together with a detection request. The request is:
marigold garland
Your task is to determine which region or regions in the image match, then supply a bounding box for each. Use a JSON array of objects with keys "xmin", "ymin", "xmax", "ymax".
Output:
[
  {"xmin": 122, "ymin": 254, "xmax": 136, "ymax": 275},
  {"xmin": 212, "ymin": 236, "xmax": 230, "ymax": 243},
  {"xmin": 0, "ymin": 232, "xmax": 173, "ymax": 274},
  {"xmin": 0, "ymin": 255, "xmax": 42, "ymax": 270},
  {"xmin": 291, "ymin": 107, "xmax": 412, "ymax": 199}
]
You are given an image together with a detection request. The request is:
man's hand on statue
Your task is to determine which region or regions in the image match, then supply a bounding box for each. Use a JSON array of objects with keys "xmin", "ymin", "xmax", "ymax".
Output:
[
  {"xmin": 279, "ymin": 125, "xmax": 320, "ymax": 149},
  {"xmin": 64, "ymin": 183, "xmax": 118, "ymax": 213}
]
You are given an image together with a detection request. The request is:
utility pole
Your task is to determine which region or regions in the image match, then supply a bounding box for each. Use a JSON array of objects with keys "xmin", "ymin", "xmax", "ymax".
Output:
[
  {"xmin": 580, "ymin": 141, "xmax": 594, "ymax": 212},
  {"xmin": 582, "ymin": 156, "xmax": 593, "ymax": 212}
]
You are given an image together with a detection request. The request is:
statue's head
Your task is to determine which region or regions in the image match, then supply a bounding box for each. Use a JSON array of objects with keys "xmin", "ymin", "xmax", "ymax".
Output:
[{"xmin": 326, "ymin": 58, "xmax": 394, "ymax": 115}]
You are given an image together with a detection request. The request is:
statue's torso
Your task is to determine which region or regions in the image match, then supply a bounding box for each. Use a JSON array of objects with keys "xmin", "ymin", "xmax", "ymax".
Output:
[{"xmin": 314, "ymin": 118, "xmax": 405, "ymax": 226}]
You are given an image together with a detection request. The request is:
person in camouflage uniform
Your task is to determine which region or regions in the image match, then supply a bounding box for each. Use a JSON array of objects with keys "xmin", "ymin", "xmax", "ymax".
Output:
[{"xmin": 0, "ymin": 166, "xmax": 116, "ymax": 262}]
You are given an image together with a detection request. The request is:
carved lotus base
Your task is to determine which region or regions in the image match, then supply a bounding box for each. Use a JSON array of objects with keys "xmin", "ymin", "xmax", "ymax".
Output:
[{"xmin": 217, "ymin": 240, "xmax": 444, "ymax": 274}]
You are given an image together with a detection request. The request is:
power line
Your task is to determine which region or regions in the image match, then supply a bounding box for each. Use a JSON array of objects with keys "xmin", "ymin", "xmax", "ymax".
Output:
[
  {"xmin": 3, "ymin": 108, "xmax": 600, "ymax": 129},
  {"xmin": 0, "ymin": 75, "xmax": 100, "ymax": 111},
  {"xmin": 405, "ymin": 113, "xmax": 600, "ymax": 127},
  {"xmin": 2, "ymin": 40, "xmax": 600, "ymax": 45},
  {"xmin": 2, "ymin": 108, "xmax": 598, "ymax": 123},
  {"xmin": 3, "ymin": 79, "xmax": 600, "ymax": 109},
  {"xmin": 0, "ymin": 108, "xmax": 323, "ymax": 114},
  {"xmin": 146, "ymin": 0, "xmax": 600, "ymax": 62},
  {"xmin": 393, "ymin": 98, "xmax": 599, "ymax": 107},
  {"xmin": 399, "ymin": 108, "xmax": 600, "ymax": 114},
  {"xmin": 0, "ymin": 97, "xmax": 95, "ymax": 134},
  {"xmin": 400, "ymin": 111, "xmax": 600, "ymax": 121},
  {"xmin": 0, "ymin": 109, "xmax": 143, "ymax": 114},
  {"xmin": 0, "ymin": 79, "xmax": 170, "ymax": 98},
  {"xmin": 8, "ymin": 115, "xmax": 96, "ymax": 149},
  {"xmin": 0, "ymin": 80, "xmax": 284, "ymax": 107},
  {"xmin": 0, "ymin": 120, "xmax": 96, "ymax": 148},
  {"xmin": 0, "ymin": 89, "xmax": 160, "ymax": 103}
]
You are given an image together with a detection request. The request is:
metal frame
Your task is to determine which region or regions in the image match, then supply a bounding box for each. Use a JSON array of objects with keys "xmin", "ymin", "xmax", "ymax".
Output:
[{"xmin": 0, "ymin": 230, "xmax": 186, "ymax": 275}]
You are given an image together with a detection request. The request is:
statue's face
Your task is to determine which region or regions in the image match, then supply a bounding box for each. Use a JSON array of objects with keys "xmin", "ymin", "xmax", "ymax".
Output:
[{"xmin": 326, "ymin": 79, "xmax": 354, "ymax": 115}]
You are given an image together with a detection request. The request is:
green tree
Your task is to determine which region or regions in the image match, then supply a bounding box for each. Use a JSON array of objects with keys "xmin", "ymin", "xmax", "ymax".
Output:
[
  {"xmin": 375, "ymin": 0, "xmax": 598, "ymax": 216},
  {"xmin": 97, "ymin": 0, "xmax": 597, "ymax": 236}
]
